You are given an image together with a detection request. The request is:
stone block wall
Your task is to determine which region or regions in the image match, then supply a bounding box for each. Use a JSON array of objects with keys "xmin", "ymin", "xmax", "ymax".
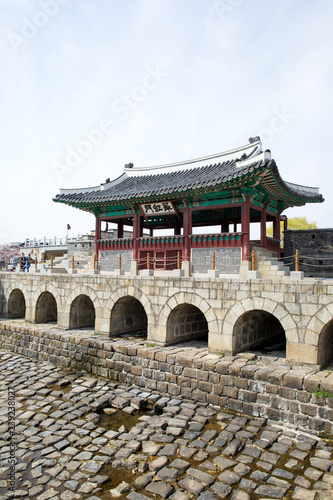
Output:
[
  {"xmin": 191, "ymin": 248, "xmax": 241, "ymax": 274},
  {"xmin": 1, "ymin": 272, "xmax": 333, "ymax": 365},
  {"xmin": 100, "ymin": 250, "xmax": 132, "ymax": 272},
  {"xmin": 0, "ymin": 322, "xmax": 332, "ymax": 435},
  {"xmin": 284, "ymin": 229, "xmax": 333, "ymax": 277},
  {"xmin": 68, "ymin": 239, "xmax": 95, "ymax": 269}
]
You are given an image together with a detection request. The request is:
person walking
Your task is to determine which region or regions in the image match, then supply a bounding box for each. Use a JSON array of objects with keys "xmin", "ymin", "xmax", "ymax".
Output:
[{"xmin": 21, "ymin": 253, "xmax": 26, "ymax": 271}]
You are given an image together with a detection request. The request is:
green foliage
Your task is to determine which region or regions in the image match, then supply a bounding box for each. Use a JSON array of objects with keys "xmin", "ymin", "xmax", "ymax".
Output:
[
  {"xmin": 286, "ymin": 217, "xmax": 318, "ymax": 231},
  {"xmin": 218, "ymin": 352, "xmax": 224, "ymax": 356},
  {"xmin": 146, "ymin": 343, "xmax": 154, "ymax": 348},
  {"xmin": 313, "ymin": 386, "xmax": 333, "ymax": 398},
  {"xmin": 267, "ymin": 217, "xmax": 318, "ymax": 247}
]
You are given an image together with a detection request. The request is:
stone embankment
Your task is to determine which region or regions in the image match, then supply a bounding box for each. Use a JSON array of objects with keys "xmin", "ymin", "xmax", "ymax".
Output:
[
  {"xmin": 1, "ymin": 320, "xmax": 333, "ymax": 435},
  {"xmin": 0, "ymin": 351, "xmax": 333, "ymax": 500}
]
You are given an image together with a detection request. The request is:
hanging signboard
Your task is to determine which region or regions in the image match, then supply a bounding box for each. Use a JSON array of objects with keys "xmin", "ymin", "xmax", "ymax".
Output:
[{"xmin": 140, "ymin": 201, "xmax": 176, "ymax": 216}]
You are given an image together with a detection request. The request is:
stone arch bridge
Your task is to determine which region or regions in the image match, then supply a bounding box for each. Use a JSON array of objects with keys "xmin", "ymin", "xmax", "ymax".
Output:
[{"xmin": 0, "ymin": 273, "xmax": 332, "ymax": 367}]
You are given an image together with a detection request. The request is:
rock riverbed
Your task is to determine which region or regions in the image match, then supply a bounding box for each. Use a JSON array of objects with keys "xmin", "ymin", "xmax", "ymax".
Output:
[{"xmin": 0, "ymin": 351, "xmax": 333, "ymax": 500}]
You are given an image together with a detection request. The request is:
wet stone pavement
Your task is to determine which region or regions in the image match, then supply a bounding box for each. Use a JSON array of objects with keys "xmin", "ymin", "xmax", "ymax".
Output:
[{"xmin": 0, "ymin": 351, "xmax": 333, "ymax": 500}]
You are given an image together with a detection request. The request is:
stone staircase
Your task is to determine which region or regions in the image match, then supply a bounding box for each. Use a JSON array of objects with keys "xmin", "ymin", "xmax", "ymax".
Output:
[{"xmin": 254, "ymin": 248, "xmax": 291, "ymax": 278}]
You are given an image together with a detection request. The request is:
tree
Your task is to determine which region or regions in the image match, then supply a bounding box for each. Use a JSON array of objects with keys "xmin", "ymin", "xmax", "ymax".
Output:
[
  {"xmin": 0, "ymin": 244, "xmax": 20, "ymax": 267},
  {"xmin": 285, "ymin": 217, "xmax": 318, "ymax": 231},
  {"xmin": 267, "ymin": 217, "xmax": 317, "ymax": 246}
]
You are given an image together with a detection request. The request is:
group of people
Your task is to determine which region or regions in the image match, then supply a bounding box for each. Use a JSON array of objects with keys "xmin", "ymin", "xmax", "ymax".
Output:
[{"xmin": 21, "ymin": 253, "xmax": 31, "ymax": 272}]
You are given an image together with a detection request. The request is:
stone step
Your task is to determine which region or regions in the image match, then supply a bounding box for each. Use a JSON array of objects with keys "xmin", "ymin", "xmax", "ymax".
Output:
[{"xmin": 259, "ymin": 263, "xmax": 288, "ymax": 271}]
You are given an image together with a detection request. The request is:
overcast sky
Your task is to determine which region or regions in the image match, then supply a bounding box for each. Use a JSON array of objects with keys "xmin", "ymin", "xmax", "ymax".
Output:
[{"xmin": 0, "ymin": 0, "xmax": 332, "ymax": 243}]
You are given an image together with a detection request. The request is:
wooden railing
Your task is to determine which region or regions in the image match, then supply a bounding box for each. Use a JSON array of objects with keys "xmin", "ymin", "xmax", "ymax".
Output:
[
  {"xmin": 266, "ymin": 237, "xmax": 280, "ymax": 253},
  {"xmin": 98, "ymin": 233, "xmax": 244, "ymax": 252},
  {"xmin": 191, "ymin": 233, "xmax": 244, "ymax": 248}
]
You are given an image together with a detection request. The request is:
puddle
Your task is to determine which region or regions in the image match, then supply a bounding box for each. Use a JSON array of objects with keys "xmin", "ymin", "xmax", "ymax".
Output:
[
  {"xmin": 109, "ymin": 330, "xmax": 147, "ymax": 341},
  {"xmin": 47, "ymin": 383, "xmax": 73, "ymax": 394},
  {"xmin": 98, "ymin": 409, "xmax": 147, "ymax": 432}
]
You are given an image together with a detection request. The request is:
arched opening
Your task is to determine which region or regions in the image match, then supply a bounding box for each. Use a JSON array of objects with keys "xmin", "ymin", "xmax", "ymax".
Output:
[
  {"xmin": 69, "ymin": 294, "xmax": 95, "ymax": 329},
  {"xmin": 318, "ymin": 320, "xmax": 333, "ymax": 366},
  {"xmin": 167, "ymin": 303, "xmax": 208, "ymax": 344},
  {"xmin": 234, "ymin": 310, "xmax": 285, "ymax": 354},
  {"xmin": 110, "ymin": 297, "xmax": 147, "ymax": 337},
  {"xmin": 35, "ymin": 292, "xmax": 57, "ymax": 323},
  {"xmin": 8, "ymin": 289, "xmax": 26, "ymax": 319}
]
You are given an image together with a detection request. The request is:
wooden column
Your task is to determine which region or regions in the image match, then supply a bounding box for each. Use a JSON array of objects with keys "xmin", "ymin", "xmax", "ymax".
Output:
[
  {"xmin": 221, "ymin": 220, "xmax": 229, "ymax": 233},
  {"xmin": 95, "ymin": 216, "xmax": 101, "ymax": 259},
  {"xmin": 174, "ymin": 220, "xmax": 181, "ymax": 235},
  {"xmin": 150, "ymin": 228, "xmax": 153, "ymax": 237},
  {"xmin": 241, "ymin": 197, "xmax": 250, "ymax": 260},
  {"xmin": 273, "ymin": 212, "xmax": 281, "ymax": 257},
  {"xmin": 183, "ymin": 207, "xmax": 192, "ymax": 261},
  {"xmin": 260, "ymin": 207, "xmax": 267, "ymax": 249},
  {"xmin": 118, "ymin": 221, "xmax": 124, "ymax": 239},
  {"xmin": 133, "ymin": 212, "xmax": 140, "ymax": 261}
]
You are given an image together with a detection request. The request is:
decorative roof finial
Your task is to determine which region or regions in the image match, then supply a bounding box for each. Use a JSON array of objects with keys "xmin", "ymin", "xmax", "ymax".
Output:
[{"xmin": 248, "ymin": 136, "xmax": 260, "ymax": 144}]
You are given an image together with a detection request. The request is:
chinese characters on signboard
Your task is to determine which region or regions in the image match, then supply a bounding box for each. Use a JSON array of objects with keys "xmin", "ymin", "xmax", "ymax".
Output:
[{"xmin": 140, "ymin": 201, "xmax": 176, "ymax": 216}]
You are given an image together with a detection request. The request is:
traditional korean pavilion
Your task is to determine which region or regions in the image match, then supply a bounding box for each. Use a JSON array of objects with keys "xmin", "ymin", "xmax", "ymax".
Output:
[{"xmin": 54, "ymin": 137, "xmax": 324, "ymax": 274}]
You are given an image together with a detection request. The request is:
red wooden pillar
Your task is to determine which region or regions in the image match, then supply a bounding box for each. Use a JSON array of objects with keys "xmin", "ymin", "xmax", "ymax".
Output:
[
  {"xmin": 118, "ymin": 221, "xmax": 124, "ymax": 239},
  {"xmin": 241, "ymin": 197, "xmax": 250, "ymax": 260},
  {"xmin": 221, "ymin": 220, "xmax": 229, "ymax": 233},
  {"xmin": 133, "ymin": 212, "xmax": 140, "ymax": 261},
  {"xmin": 260, "ymin": 207, "xmax": 267, "ymax": 249},
  {"xmin": 273, "ymin": 212, "xmax": 281, "ymax": 257},
  {"xmin": 183, "ymin": 207, "xmax": 192, "ymax": 261},
  {"xmin": 95, "ymin": 216, "xmax": 101, "ymax": 259}
]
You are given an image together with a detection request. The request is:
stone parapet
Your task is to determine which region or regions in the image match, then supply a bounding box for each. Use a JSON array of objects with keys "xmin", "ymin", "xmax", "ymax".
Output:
[{"xmin": 0, "ymin": 321, "xmax": 332, "ymax": 435}]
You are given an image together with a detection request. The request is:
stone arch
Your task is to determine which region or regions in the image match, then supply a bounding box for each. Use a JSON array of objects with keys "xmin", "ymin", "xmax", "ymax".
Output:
[
  {"xmin": 35, "ymin": 292, "xmax": 58, "ymax": 323},
  {"xmin": 104, "ymin": 286, "xmax": 155, "ymax": 335},
  {"xmin": 233, "ymin": 310, "xmax": 285, "ymax": 353},
  {"xmin": 305, "ymin": 304, "xmax": 333, "ymax": 365},
  {"xmin": 159, "ymin": 292, "xmax": 219, "ymax": 345},
  {"xmin": 167, "ymin": 303, "xmax": 208, "ymax": 343},
  {"xmin": 8, "ymin": 288, "xmax": 26, "ymax": 319},
  {"xmin": 110, "ymin": 296, "xmax": 148, "ymax": 337},
  {"xmin": 64, "ymin": 286, "xmax": 101, "ymax": 330},
  {"xmin": 4, "ymin": 281, "xmax": 30, "ymax": 311},
  {"xmin": 32, "ymin": 282, "xmax": 61, "ymax": 308},
  {"xmin": 32, "ymin": 282, "xmax": 61, "ymax": 323},
  {"xmin": 70, "ymin": 295, "xmax": 95, "ymax": 329},
  {"xmin": 223, "ymin": 298, "xmax": 297, "ymax": 353},
  {"xmin": 64, "ymin": 286, "xmax": 101, "ymax": 315}
]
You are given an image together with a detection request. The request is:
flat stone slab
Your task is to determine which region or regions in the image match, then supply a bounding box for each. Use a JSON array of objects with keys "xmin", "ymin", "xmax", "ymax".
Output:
[
  {"xmin": 178, "ymin": 477, "xmax": 206, "ymax": 495},
  {"xmin": 145, "ymin": 481, "xmax": 174, "ymax": 498}
]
